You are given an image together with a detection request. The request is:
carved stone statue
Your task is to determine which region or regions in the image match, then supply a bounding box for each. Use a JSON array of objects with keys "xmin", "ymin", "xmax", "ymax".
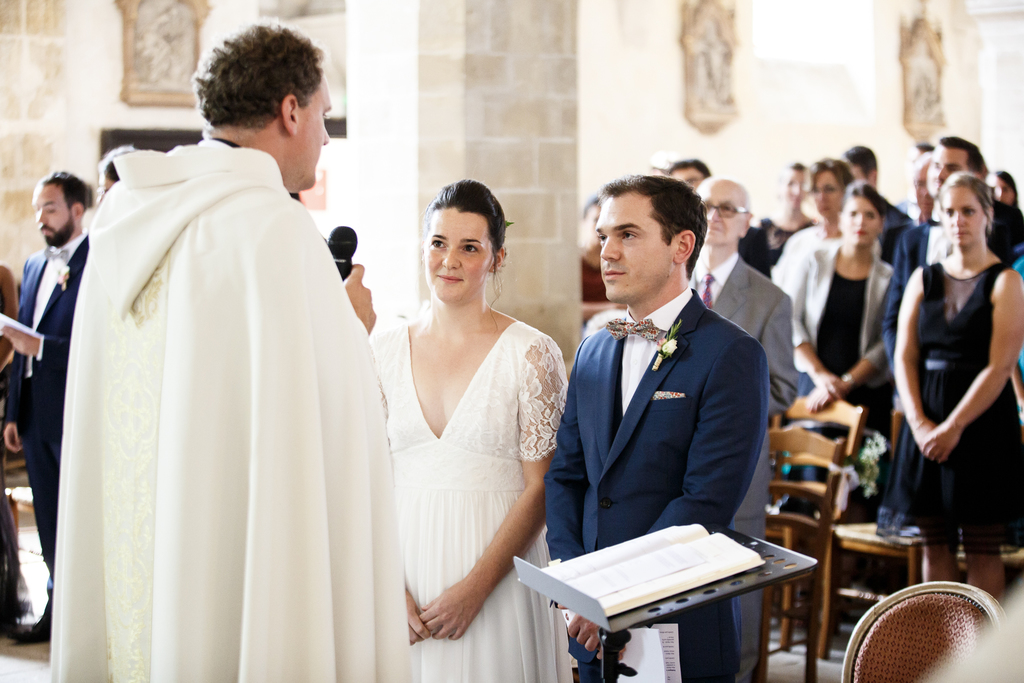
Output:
[
  {"xmin": 118, "ymin": 0, "xmax": 210, "ymax": 106},
  {"xmin": 900, "ymin": 2, "xmax": 946, "ymax": 140},
  {"xmin": 681, "ymin": 0, "xmax": 737, "ymax": 135}
]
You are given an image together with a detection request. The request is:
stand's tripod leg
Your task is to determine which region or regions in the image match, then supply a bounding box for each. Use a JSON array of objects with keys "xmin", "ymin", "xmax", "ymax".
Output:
[{"xmin": 600, "ymin": 628, "xmax": 637, "ymax": 682}]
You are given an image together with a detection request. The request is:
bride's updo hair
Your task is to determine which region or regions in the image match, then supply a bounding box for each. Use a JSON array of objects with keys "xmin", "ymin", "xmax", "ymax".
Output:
[{"xmin": 423, "ymin": 179, "xmax": 508, "ymax": 254}]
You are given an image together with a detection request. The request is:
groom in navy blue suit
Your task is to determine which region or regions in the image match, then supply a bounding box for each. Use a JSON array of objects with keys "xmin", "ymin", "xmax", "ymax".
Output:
[
  {"xmin": 3, "ymin": 172, "xmax": 91, "ymax": 642},
  {"xmin": 545, "ymin": 174, "xmax": 769, "ymax": 683}
]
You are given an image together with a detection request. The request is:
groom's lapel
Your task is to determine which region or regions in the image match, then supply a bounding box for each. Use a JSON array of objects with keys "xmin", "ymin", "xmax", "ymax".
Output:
[
  {"xmin": 601, "ymin": 294, "xmax": 706, "ymax": 480},
  {"xmin": 591, "ymin": 331, "xmax": 624, "ymax": 462}
]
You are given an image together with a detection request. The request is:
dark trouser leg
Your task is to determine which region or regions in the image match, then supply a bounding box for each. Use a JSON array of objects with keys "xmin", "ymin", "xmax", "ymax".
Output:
[{"xmin": 20, "ymin": 423, "xmax": 60, "ymax": 605}]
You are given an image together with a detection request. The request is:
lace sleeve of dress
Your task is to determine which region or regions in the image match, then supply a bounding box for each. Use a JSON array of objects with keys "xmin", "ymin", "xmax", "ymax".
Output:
[{"xmin": 518, "ymin": 335, "xmax": 568, "ymax": 462}]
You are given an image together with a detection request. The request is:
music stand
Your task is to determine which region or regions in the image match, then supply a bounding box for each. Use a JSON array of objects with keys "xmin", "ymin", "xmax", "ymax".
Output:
[{"xmin": 515, "ymin": 526, "xmax": 816, "ymax": 682}]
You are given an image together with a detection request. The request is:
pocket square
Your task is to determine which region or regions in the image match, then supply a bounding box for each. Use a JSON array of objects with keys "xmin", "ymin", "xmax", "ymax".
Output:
[{"xmin": 652, "ymin": 391, "xmax": 686, "ymax": 400}]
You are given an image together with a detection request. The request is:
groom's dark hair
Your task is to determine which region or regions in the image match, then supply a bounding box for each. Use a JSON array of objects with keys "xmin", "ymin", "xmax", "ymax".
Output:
[{"xmin": 598, "ymin": 174, "xmax": 707, "ymax": 276}]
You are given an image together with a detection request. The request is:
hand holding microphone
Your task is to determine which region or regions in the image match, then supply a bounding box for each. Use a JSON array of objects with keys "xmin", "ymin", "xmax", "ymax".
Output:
[{"xmin": 328, "ymin": 226, "xmax": 376, "ymax": 334}]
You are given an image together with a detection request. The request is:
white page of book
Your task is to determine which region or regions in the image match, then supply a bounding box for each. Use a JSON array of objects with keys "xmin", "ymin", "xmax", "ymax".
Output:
[
  {"xmin": 569, "ymin": 543, "xmax": 705, "ymax": 598},
  {"xmin": 545, "ymin": 525, "xmax": 707, "ymax": 583}
]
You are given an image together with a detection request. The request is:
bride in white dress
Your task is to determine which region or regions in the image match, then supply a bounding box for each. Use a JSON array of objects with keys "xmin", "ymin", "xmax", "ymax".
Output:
[{"xmin": 372, "ymin": 180, "xmax": 572, "ymax": 683}]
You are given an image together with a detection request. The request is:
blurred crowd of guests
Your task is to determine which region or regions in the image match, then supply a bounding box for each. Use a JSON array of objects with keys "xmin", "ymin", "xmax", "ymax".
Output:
[{"xmin": 581, "ymin": 136, "xmax": 1024, "ymax": 605}]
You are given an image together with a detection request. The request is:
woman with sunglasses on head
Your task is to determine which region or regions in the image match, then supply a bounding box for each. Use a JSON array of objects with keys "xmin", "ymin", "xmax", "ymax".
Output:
[
  {"xmin": 784, "ymin": 180, "xmax": 894, "ymax": 436},
  {"xmin": 371, "ymin": 180, "xmax": 571, "ymax": 683},
  {"xmin": 880, "ymin": 172, "xmax": 1024, "ymax": 600}
]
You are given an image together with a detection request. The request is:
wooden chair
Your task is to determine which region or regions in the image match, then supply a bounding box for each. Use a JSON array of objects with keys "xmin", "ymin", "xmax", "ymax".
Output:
[
  {"xmin": 841, "ymin": 581, "xmax": 1004, "ymax": 683},
  {"xmin": 822, "ymin": 409, "xmax": 925, "ymax": 659},
  {"xmin": 771, "ymin": 398, "xmax": 868, "ymax": 660},
  {"xmin": 754, "ymin": 426, "xmax": 846, "ymax": 683},
  {"xmin": 782, "ymin": 397, "xmax": 868, "ymax": 461}
]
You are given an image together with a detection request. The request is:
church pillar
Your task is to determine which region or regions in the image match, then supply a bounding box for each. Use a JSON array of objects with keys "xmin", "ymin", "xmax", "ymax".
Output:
[
  {"xmin": 966, "ymin": 0, "xmax": 1024, "ymax": 181},
  {"xmin": 347, "ymin": 0, "xmax": 581, "ymax": 358}
]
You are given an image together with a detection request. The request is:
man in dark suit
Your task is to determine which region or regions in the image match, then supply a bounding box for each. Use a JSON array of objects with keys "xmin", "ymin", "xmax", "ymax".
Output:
[
  {"xmin": 545, "ymin": 174, "xmax": 770, "ymax": 683},
  {"xmin": 883, "ymin": 137, "xmax": 1017, "ymax": 365},
  {"xmin": 842, "ymin": 145, "xmax": 914, "ymax": 264},
  {"xmin": 3, "ymin": 172, "xmax": 91, "ymax": 642},
  {"xmin": 693, "ymin": 177, "xmax": 798, "ymax": 683}
]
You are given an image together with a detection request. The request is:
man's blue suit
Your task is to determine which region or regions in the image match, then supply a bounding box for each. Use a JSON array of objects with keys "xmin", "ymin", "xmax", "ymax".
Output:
[
  {"xmin": 545, "ymin": 293, "xmax": 769, "ymax": 681},
  {"xmin": 6, "ymin": 238, "xmax": 89, "ymax": 597}
]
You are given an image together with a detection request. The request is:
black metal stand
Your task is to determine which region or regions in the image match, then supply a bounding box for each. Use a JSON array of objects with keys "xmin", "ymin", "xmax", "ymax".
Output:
[
  {"xmin": 515, "ymin": 526, "xmax": 817, "ymax": 683},
  {"xmin": 600, "ymin": 629, "xmax": 636, "ymax": 681}
]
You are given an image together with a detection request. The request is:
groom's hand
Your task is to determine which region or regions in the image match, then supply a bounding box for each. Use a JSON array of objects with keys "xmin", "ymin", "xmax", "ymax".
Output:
[{"xmin": 566, "ymin": 613, "xmax": 601, "ymax": 652}]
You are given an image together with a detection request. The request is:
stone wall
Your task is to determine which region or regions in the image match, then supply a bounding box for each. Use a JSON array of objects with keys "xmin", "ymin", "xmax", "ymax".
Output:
[
  {"xmin": 0, "ymin": 0, "xmax": 66, "ymax": 272},
  {"xmin": 348, "ymin": 0, "xmax": 581, "ymax": 359},
  {"xmin": 462, "ymin": 0, "xmax": 580, "ymax": 356},
  {"xmin": 578, "ymin": 0, "xmax": 985, "ymax": 219}
]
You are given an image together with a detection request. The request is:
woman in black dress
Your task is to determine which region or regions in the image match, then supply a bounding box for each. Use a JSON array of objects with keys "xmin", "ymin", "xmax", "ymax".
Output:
[
  {"xmin": 881, "ymin": 172, "xmax": 1024, "ymax": 599},
  {"xmin": 787, "ymin": 181, "xmax": 893, "ymax": 436}
]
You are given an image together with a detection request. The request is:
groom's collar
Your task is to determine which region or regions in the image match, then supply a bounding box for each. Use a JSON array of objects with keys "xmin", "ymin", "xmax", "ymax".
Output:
[{"xmin": 626, "ymin": 288, "xmax": 691, "ymax": 333}]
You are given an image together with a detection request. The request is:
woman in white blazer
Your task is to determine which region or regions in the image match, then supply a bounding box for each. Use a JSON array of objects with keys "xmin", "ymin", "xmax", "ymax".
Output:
[{"xmin": 786, "ymin": 181, "xmax": 894, "ymax": 435}]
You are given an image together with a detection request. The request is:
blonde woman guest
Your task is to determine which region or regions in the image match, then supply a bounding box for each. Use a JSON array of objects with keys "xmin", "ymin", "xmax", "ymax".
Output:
[
  {"xmin": 880, "ymin": 172, "xmax": 1024, "ymax": 600},
  {"xmin": 785, "ymin": 181, "xmax": 893, "ymax": 436},
  {"xmin": 371, "ymin": 180, "xmax": 572, "ymax": 683},
  {"xmin": 773, "ymin": 158, "xmax": 855, "ymax": 292}
]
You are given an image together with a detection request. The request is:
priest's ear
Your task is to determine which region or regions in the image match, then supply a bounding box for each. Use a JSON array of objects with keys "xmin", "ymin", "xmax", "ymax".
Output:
[{"xmin": 279, "ymin": 93, "xmax": 302, "ymax": 137}]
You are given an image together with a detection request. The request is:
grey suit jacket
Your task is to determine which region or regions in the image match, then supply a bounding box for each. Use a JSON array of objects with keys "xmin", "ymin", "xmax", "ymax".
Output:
[{"xmin": 694, "ymin": 258, "xmax": 799, "ymax": 417}]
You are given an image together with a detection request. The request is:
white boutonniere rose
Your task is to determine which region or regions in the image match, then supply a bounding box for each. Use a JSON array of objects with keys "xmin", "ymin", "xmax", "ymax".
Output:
[{"xmin": 652, "ymin": 321, "xmax": 681, "ymax": 371}]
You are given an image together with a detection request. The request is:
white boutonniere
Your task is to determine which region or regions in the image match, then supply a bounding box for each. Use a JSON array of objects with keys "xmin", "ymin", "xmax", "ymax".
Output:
[
  {"xmin": 57, "ymin": 265, "xmax": 70, "ymax": 291},
  {"xmin": 652, "ymin": 320, "xmax": 681, "ymax": 371}
]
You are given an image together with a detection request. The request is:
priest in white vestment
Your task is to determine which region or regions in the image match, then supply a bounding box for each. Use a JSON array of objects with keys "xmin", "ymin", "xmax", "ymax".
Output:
[{"xmin": 51, "ymin": 23, "xmax": 410, "ymax": 682}]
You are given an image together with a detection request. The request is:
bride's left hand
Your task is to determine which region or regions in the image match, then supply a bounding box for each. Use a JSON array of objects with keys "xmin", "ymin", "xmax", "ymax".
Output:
[{"xmin": 419, "ymin": 577, "xmax": 489, "ymax": 641}]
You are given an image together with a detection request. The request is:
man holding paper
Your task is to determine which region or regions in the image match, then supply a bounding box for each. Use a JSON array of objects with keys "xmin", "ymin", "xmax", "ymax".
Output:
[
  {"xmin": 545, "ymin": 174, "xmax": 769, "ymax": 683},
  {"xmin": 2, "ymin": 171, "xmax": 91, "ymax": 643}
]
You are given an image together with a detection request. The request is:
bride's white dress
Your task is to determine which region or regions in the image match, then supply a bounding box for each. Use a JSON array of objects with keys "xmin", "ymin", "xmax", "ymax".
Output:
[{"xmin": 372, "ymin": 322, "xmax": 572, "ymax": 683}]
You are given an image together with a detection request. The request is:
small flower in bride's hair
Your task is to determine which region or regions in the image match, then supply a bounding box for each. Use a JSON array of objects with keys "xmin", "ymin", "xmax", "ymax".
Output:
[{"xmin": 505, "ymin": 220, "xmax": 514, "ymax": 228}]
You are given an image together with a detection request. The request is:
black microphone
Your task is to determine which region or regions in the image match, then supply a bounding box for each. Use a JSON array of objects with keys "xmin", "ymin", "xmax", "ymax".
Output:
[{"xmin": 327, "ymin": 226, "xmax": 358, "ymax": 280}]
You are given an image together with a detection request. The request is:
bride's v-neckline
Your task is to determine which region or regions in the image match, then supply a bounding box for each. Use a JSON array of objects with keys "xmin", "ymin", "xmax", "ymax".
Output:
[{"xmin": 405, "ymin": 322, "xmax": 519, "ymax": 440}]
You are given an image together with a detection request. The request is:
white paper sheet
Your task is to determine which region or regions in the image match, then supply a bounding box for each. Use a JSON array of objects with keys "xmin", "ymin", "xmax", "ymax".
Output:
[
  {"xmin": 653, "ymin": 624, "xmax": 681, "ymax": 683},
  {"xmin": 0, "ymin": 314, "xmax": 42, "ymax": 340},
  {"xmin": 562, "ymin": 609, "xmax": 682, "ymax": 683},
  {"xmin": 622, "ymin": 628, "xmax": 666, "ymax": 683}
]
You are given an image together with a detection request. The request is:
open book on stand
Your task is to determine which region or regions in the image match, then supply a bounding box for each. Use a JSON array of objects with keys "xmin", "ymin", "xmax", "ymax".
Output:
[{"xmin": 517, "ymin": 525, "xmax": 763, "ymax": 628}]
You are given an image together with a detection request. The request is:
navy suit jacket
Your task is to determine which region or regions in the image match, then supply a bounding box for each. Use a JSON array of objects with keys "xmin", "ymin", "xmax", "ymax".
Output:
[
  {"xmin": 545, "ymin": 293, "xmax": 769, "ymax": 679},
  {"xmin": 6, "ymin": 238, "xmax": 89, "ymax": 444}
]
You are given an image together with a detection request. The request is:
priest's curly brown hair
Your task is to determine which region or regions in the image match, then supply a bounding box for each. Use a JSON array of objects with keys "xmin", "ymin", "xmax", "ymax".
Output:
[{"xmin": 193, "ymin": 22, "xmax": 324, "ymax": 131}]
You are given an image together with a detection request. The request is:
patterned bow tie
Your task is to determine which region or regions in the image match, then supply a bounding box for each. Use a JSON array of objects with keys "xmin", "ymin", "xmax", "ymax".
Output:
[
  {"xmin": 606, "ymin": 318, "xmax": 661, "ymax": 342},
  {"xmin": 45, "ymin": 246, "xmax": 70, "ymax": 263}
]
